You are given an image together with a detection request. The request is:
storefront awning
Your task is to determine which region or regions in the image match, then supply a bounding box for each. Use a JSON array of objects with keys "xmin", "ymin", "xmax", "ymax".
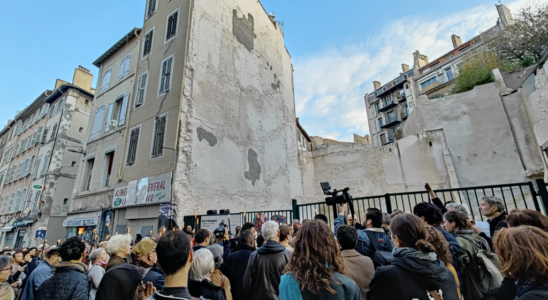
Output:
[
  {"xmin": 1, "ymin": 226, "xmax": 14, "ymax": 232},
  {"xmin": 63, "ymin": 211, "xmax": 101, "ymax": 227},
  {"xmin": 12, "ymin": 220, "xmax": 34, "ymax": 227}
]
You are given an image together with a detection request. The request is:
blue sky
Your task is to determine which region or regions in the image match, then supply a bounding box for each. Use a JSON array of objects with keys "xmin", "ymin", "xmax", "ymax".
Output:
[{"xmin": 0, "ymin": 0, "xmax": 533, "ymax": 141}]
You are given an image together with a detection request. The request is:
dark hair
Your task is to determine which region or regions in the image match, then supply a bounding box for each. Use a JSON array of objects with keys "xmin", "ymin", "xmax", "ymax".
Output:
[
  {"xmin": 366, "ymin": 208, "xmax": 383, "ymax": 228},
  {"xmin": 336, "ymin": 225, "xmax": 358, "ymax": 250},
  {"xmin": 507, "ymin": 209, "xmax": 548, "ymax": 231},
  {"xmin": 391, "ymin": 214, "xmax": 435, "ymax": 253},
  {"xmin": 241, "ymin": 222, "xmax": 255, "ymax": 232},
  {"xmin": 12, "ymin": 251, "xmax": 23, "ymax": 259},
  {"xmin": 28, "ymin": 247, "xmax": 37, "ymax": 253},
  {"xmin": 443, "ymin": 211, "xmax": 472, "ymax": 230},
  {"xmin": 194, "ymin": 229, "xmax": 210, "ymax": 244},
  {"xmin": 279, "ymin": 224, "xmax": 292, "ymax": 241},
  {"xmin": 240, "ymin": 230, "xmax": 254, "ymax": 246},
  {"xmin": 256, "ymin": 234, "xmax": 265, "ymax": 247},
  {"xmin": 314, "ymin": 214, "xmax": 328, "ymax": 224},
  {"xmin": 425, "ymin": 226, "xmax": 452, "ymax": 266},
  {"xmin": 58, "ymin": 237, "xmax": 86, "ymax": 261},
  {"xmin": 45, "ymin": 248, "xmax": 60, "ymax": 259},
  {"xmin": 413, "ymin": 202, "xmax": 443, "ymax": 226},
  {"xmin": 156, "ymin": 231, "xmax": 191, "ymax": 276}
]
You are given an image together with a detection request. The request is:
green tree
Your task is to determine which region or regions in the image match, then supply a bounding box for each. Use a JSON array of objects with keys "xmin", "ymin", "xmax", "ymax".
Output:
[{"xmin": 451, "ymin": 50, "xmax": 498, "ymax": 95}]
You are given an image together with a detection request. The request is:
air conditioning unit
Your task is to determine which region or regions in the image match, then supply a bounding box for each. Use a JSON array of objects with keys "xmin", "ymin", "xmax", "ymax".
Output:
[
  {"xmin": 437, "ymin": 70, "xmax": 444, "ymax": 75},
  {"xmin": 109, "ymin": 120, "xmax": 118, "ymax": 127}
]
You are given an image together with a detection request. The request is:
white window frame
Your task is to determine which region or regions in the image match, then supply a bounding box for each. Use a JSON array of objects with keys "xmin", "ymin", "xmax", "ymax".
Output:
[
  {"xmin": 118, "ymin": 54, "xmax": 132, "ymax": 79},
  {"xmin": 150, "ymin": 113, "xmax": 168, "ymax": 159},
  {"xmin": 126, "ymin": 124, "xmax": 142, "ymax": 166},
  {"xmin": 145, "ymin": 0, "xmax": 158, "ymax": 19},
  {"xmin": 90, "ymin": 105, "xmax": 106, "ymax": 140},
  {"xmin": 142, "ymin": 27, "xmax": 155, "ymax": 60},
  {"xmin": 41, "ymin": 151, "xmax": 51, "ymax": 175},
  {"xmin": 50, "ymin": 122, "xmax": 58, "ymax": 140},
  {"xmin": 158, "ymin": 54, "xmax": 175, "ymax": 97},
  {"xmin": 165, "ymin": 7, "xmax": 180, "ymax": 43},
  {"xmin": 135, "ymin": 71, "xmax": 149, "ymax": 108},
  {"xmin": 100, "ymin": 68, "xmax": 113, "ymax": 91},
  {"xmin": 102, "ymin": 150, "xmax": 115, "ymax": 188}
]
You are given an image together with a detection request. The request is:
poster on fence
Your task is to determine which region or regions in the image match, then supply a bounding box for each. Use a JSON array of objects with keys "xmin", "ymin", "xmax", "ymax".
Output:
[
  {"xmin": 200, "ymin": 214, "xmax": 242, "ymax": 235},
  {"xmin": 252, "ymin": 213, "xmax": 288, "ymax": 234}
]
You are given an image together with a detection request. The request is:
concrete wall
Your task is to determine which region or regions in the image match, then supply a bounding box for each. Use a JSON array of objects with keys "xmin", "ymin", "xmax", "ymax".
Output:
[{"xmin": 174, "ymin": 0, "xmax": 302, "ymax": 222}]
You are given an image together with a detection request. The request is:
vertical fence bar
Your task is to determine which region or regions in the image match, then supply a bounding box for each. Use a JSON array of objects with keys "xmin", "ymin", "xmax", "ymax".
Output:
[
  {"xmin": 292, "ymin": 199, "xmax": 299, "ymax": 222},
  {"xmin": 535, "ymin": 179, "xmax": 548, "ymax": 213},
  {"xmin": 385, "ymin": 194, "xmax": 392, "ymax": 213}
]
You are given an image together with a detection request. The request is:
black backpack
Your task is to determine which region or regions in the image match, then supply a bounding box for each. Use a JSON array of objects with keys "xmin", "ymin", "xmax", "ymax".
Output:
[{"xmin": 364, "ymin": 230, "xmax": 394, "ymax": 268}]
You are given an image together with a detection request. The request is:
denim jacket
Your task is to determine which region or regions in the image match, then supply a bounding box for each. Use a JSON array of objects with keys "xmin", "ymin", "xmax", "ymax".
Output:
[{"xmin": 334, "ymin": 215, "xmax": 393, "ymax": 258}]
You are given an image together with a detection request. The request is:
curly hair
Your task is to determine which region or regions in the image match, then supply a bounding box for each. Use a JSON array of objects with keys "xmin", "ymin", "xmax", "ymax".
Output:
[
  {"xmin": 413, "ymin": 202, "xmax": 443, "ymax": 226},
  {"xmin": 425, "ymin": 226, "xmax": 452, "ymax": 266},
  {"xmin": 391, "ymin": 214, "xmax": 435, "ymax": 253},
  {"xmin": 283, "ymin": 220, "xmax": 348, "ymax": 295}
]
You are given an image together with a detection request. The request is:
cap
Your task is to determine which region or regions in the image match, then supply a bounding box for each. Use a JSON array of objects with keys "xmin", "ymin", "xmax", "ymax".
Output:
[{"xmin": 132, "ymin": 239, "xmax": 156, "ymax": 258}]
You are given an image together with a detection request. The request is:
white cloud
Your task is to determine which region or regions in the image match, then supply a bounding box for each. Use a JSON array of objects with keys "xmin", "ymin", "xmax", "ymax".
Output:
[{"xmin": 293, "ymin": 0, "xmax": 536, "ymax": 142}]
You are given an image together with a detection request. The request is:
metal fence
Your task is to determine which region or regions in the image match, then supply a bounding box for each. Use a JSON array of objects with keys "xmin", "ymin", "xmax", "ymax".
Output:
[{"xmin": 242, "ymin": 210, "xmax": 293, "ymax": 226}]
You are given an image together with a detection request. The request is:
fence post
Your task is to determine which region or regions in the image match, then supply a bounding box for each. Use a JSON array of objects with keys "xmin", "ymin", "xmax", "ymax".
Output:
[
  {"xmin": 384, "ymin": 194, "xmax": 392, "ymax": 213},
  {"xmin": 535, "ymin": 179, "xmax": 548, "ymax": 214},
  {"xmin": 292, "ymin": 199, "xmax": 300, "ymax": 221}
]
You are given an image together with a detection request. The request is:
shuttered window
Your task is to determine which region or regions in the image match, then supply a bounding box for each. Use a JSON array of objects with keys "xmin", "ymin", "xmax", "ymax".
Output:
[
  {"xmin": 91, "ymin": 106, "xmax": 105, "ymax": 139},
  {"xmin": 42, "ymin": 151, "xmax": 51, "ymax": 174},
  {"xmin": 127, "ymin": 127, "xmax": 140, "ymax": 165},
  {"xmin": 147, "ymin": 0, "xmax": 157, "ymax": 18},
  {"xmin": 166, "ymin": 9, "xmax": 179, "ymax": 41},
  {"xmin": 26, "ymin": 156, "xmax": 34, "ymax": 175},
  {"xmin": 159, "ymin": 56, "xmax": 173, "ymax": 95},
  {"xmin": 135, "ymin": 72, "xmax": 148, "ymax": 107},
  {"xmin": 152, "ymin": 115, "xmax": 167, "ymax": 158},
  {"xmin": 104, "ymin": 103, "xmax": 114, "ymax": 133},
  {"xmin": 143, "ymin": 29, "xmax": 154, "ymax": 58},
  {"xmin": 34, "ymin": 156, "xmax": 42, "ymax": 177},
  {"xmin": 101, "ymin": 69, "xmax": 112, "ymax": 91},
  {"xmin": 8, "ymin": 192, "xmax": 16, "ymax": 213},
  {"xmin": 118, "ymin": 55, "xmax": 131, "ymax": 79},
  {"xmin": 32, "ymin": 191, "xmax": 41, "ymax": 214},
  {"xmin": 50, "ymin": 122, "xmax": 58, "ymax": 140},
  {"xmin": 41, "ymin": 127, "xmax": 49, "ymax": 144}
]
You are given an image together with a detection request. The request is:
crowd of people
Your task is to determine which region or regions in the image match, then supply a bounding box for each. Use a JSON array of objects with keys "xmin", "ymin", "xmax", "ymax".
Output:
[{"xmin": 1, "ymin": 185, "xmax": 548, "ymax": 300}]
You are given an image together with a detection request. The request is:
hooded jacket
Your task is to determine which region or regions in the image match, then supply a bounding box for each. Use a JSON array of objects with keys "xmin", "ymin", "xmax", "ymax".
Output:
[
  {"xmin": 36, "ymin": 261, "xmax": 89, "ymax": 300},
  {"xmin": 222, "ymin": 244, "xmax": 255, "ymax": 300},
  {"xmin": 366, "ymin": 254, "xmax": 459, "ymax": 300},
  {"xmin": 96, "ymin": 263, "xmax": 145, "ymax": 300},
  {"xmin": 454, "ymin": 231, "xmax": 491, "ymax": 300},
  {"xmin": 243, "ymin": 241, "xmax": 291, "ymax": 300}
]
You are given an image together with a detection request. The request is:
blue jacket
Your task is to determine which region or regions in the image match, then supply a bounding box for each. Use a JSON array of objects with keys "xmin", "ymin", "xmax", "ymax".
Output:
[
  {"xmin": 36, "ymin": 262, "xmax": 89, "ymax": 300},
  {"xmin": 334, "ymin": 215, "xmax": 393, "ymax": 258},
  {"xmin": 279, "ymin": 272, "xmax": 361, "ymax": 300},
  {"xmin": 20, "ymin": 261, "xmax": 52, "ymax": 300},
  {"xmin": 144, "ymin": 264, "xmax": 165, "ymax": 291}
]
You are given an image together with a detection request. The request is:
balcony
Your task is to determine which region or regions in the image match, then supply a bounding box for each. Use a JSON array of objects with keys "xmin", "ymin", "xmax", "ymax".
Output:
[
  {"xmin": 368, "ymin": 69, "xmax": 415, "ymax": 104},
  {"xmin": 396, "ymin": 93, "xmax": 406, "ymax": 102},
  {"xmin": 381, "ymin": 118, "xmax": 401, "ymax": 129},
  {"xmin": 378, "ymin": 101, "xmax": 397, "ymax": 112}
]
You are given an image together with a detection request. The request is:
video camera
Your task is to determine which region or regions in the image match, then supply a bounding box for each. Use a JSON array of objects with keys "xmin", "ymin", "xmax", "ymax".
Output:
[
  {"xmin": 213, "ymin": 221, "xmax": 228, "ymax": 238},
  {"xmin": 320, "ymin": 182, "xmax": 356, "ymax": 225}
]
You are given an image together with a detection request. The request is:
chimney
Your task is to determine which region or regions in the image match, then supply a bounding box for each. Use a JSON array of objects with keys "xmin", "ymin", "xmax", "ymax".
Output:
[
  {"xmin": 451, "ymin": 34, "xmax": 463, "ymax": 49},
  {"xmin": 402, "ymin": 64, "xmax": 410, "ymax": 73},
  {"xmin": 373, "ymin": 81, "xmax": 381, "ymax": 90},
  {"xmin": 413, "ymin": 50, "xmax": 429, "ymax": 68},
  {"xmin": 72, "ymin": 66, "xmax": 94, "ymax": 94},
  {"xmin": 496, "ymin": 4, "xmax": 514, "ymax": 29}
]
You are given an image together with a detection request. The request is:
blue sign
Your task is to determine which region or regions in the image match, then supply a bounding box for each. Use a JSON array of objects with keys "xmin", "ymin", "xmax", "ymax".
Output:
[{"xmin": 35, "ymin": 230, "xmax": 47, "ymax": 239}]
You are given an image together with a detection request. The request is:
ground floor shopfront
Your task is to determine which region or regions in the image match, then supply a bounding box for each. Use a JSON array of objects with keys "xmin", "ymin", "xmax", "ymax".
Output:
[{"xmin": 0, "ymin": 216, "xmax": 65, "ymax": 249}]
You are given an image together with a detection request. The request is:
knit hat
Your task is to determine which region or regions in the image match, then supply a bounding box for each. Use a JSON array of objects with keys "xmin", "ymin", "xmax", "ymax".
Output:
[{"xmin": 131, "ymin": 239, "xmax": 156, "ymax": 258}]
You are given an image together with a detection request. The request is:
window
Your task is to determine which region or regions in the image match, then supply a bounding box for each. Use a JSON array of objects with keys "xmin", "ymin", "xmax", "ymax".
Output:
[
  {"xmin": 5, "ymin": 167, "xmax": 11, "ymax": 184},
  {"xmin": 135, "ymin": 72, "xmax": 148, "ymax": 107},
  {"xmin": 34, "ymin": 126, "xmax": 43, "ymax": 145},
  {"xmin": 146, "ymin": 0, "xmax": 157, "ymax": 18},
  {"xmin": 24, "ymin": 191, "xmax": 33, "ymax": 214},
  {"xmin": 102, "ymin": 152, "xmax": 115, "ymax": 187},
  {"xmin": 152, "ymin": 115, "xmax": 167, "ymax": 158},
  {"xmin": 71, "ymin": 161, "xmax": 76, "ymax": 167},
  {"xmin": 34, "ymin": 156, "xmax": 42, "ymax": 177},
  {"xmin": 14, "ymin": 190, "xmax": 23, "ymax": 213},
  {"xmin": 21, "ymin": 138, "xmax": 27, "ymax": 153},
  {"xmin": 127, "ymin": 127, "xmax": 140, "ymax": 165},
  {"xmin": 50, "ymin": 102, "xmax": 59, "ymax": 118},
  {"xmin": 90, "ymin": 106, "xmax": 106, "ymax": 139},
  {"xmin": 8, "ymin": 192, "xmax": 16, "ymax": 213},
  {"xmin": 101, "ymin": 69, "xmax": 112, "ymax": 91},
  {"xmin": 84, "ymin": 158, "xmax": 95, "ymax": 191},
  {"xmin": 166, "ymin": 9, "xmax": 179, "ymax": 41},
  {"xmin": 380, "ymin": 133, "xmax": 387, "ymax": 145},
  {"xmin": 387, "ymin": 110, "xmax": 397, "ymax": 123},
  {"xmin": 85, "ymin": 100, "xmax": 89, "ymax": 105},
  {"xmin": 374, "ymin": 103, "xmax": 380, "ymax": 116},
  {"xmin": 377, "ymin": 118, "xmax": 384, "ymax": 129},
  {"xmin": 50, "ymin": 122, "xmax": 58, "ymax": 140},
  {"xmin": 25, "ymin": 156, "xmax": 34, "ymax": 175},
  {"xmin": 384, "ymin": 96, "xmax": 393, "ymax": 106},
  {"xmin": 421, "ymin": 77, "xmax": 438, "ymax": 89},
  {"xmin": 42, "ymin": 151, "xmax": 51, "ymax": 174},
  {"xmin": 446, "ymin": 68, "xmax": 454, "ymax": 81},
  {"xmin": 159, "ymin": 55, "xmax": 174, "ymax": 95},
  {"xmin": 0, "ymin": 172, "xmax": 4, "ymax": 186},
  {"xmin": 143, "ymin": 28, "xmax": 154, "ymax": 58},
  {"xmin": 14, "ymin": 144, "xmax": 19, "ymax": 156},
  {"xmin": 41, "ymin": 127, "xmax": 49, "ymax": 144},
  {"xmin": 32, "ymin": 191, "xmax": 41, "ymax": 214},
  {"xmin": 79, "ymin": 127, "xmax": 83, "ymax": 132},
  {"xmin": 105, "ymin": 95, "xmax": 128, "ymax": 132},
  {"xmin": 118, "ymin": 55, "xmax": 131, "ymax": 79}
]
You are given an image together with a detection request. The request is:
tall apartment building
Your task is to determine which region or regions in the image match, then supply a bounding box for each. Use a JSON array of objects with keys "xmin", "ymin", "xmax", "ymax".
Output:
[
  {"xmin": 0, "ymin": 67, "xmax": 94, "ymax": 248},
  {"xmin": 68, "ymin": 0, "xmax": 302, "ymax": 239}
]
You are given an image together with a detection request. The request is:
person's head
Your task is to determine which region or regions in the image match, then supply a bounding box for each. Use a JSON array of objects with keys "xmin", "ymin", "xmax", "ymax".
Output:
[
  {"xmin": 256, "ymin": 234, "xmax": 265, "ymax": 247},
  {"xmin": 413, "ymin": 202, "xmax": 443, "ymax": 226},
  {"xmin": 292, "ymin": 219, "xmax": 301, "ymax": 230},
  {"xmin": 425, "ymin": 226, "xmax": 451, "ymax": 266},
  {"xmin": 28, "ymin": 247, "xmax": 37, "ymax": 257},
  {"xmin": 89, "ymin": 248, "xmax": 108, "ymax": 264},
  {"xmin": 186, "ymin": 225, "xmax": 192, "ymax": 233},
  {"xmin": 235, "ymin": 226, "xmax": 241, "ymax": 236},
  {"xmin": 23, "ymin": 252, "xmax": 32, "ymax": 262},
  {"xmin": 156, "ymin": 230, "xmax": 192, "ymax": 276},
  {"xmin": 99, "ymin": 241, "xmax": 108, "ymax": 251},
  {"xmin": 443, "ymin": 211, "xmax": 471, "ymax": 233},
  {"xmin": 495, "ymin": 226, "xmax": 548, "ymax": 285},
  {"xmin": 0, "ymin": 255, "xmax": 13, "ymax": 282},
  {"xmin": 390, "ymin": 209, "xmax": 405, "ymax": 219},
  {"xmin": 240, "ymin": 230, "xmax": 255, "ymax": 248},
  {"xmin": 262, "ymin": 220, "xmax": 280, "ymax": 242},
  {"xmin": 336, "ymin": 225, "xmax": 358, "ymax": 251},
  {"xmin": 206, "ymin": 244, "xmax": 224, "ymax": 270},
  {"xmin": 314, "ymin": 214, "xmax": 328, "ymax": 224},
  {"xmin": 284, "ymin": 220, "xmax": 347, "ymax": 295},
  {"xmin": 190, "ymin": 249, "xmax": 214, "ymax": 282},
  {"xmin": 12, "ymin": 251, "xmax": 23, "ymax": 264},
  {"xmin": 480, "ymin": 196, "xmax": 505, "ymax": 217},
  {"xmin": 279, "ymin": 224, "xmax": 292, "ymax": 243},
  {"xmin": 507, "ymin": 209, "xmax": 548, "ymax": 231},
  {"xmin": 58, "ymin": 237, "xmax": 86, "ymax": 262},
  {"xmin": 132, "ymin": 239, "xmax": 157, "ymax": 265},
  {"xmin": 44, "ymin": 249, "xmax": 62, "ymax": 267},
  {"xmin": 241, "ymin": 222, "xmax": 256, "ymax": 234},
  {"xmin": 445, "ymin": 203, "xmax": 470, "ymax": 218},
  {"xmin": 382, "ymin": 213, "xmax": 391, "ymax": 227},
  {"xmin": 364, "ymin": 208, "xmax": 383, "ymax": 228},
  {"xmin": 107, "ymin": 235, "xmax": 132, "ymax": 257},
  {"xmin": 195, "ymin": 229, "xmax": 210, "ymax": 246},
  {"xmin": 390, "ymin": 214, "xmax": 435, "ymax": 253},
  {"xmin": 347, "ymin": 214, "xmax": 358, "ymax": 225}
]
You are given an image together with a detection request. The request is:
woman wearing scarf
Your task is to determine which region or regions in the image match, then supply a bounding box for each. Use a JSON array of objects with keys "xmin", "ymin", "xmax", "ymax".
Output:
[
  {"xmin": 88, "ymin": 248, "xmax": 108, "ymax": 300},
  {"xmin": 367, "ymin": 214, "xmax": 459, "ymax": 300}
]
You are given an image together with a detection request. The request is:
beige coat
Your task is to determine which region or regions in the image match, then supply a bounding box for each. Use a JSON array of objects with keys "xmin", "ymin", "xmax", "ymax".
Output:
[
  {"xmin": 210, "ymin": 268, "xmax": 232, "ymax": 300},
  {"xmin": 341, "ymin": 249, "xmax": 375, "ymax": 300}
]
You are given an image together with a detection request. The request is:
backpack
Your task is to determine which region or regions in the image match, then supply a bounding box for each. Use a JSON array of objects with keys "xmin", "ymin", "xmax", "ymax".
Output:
[
  {"xmin": 460, "ymin": 235, "xmax": 503, "ymax": 294},
  {"xmin": 364, "ymin": 230, "xmax": 394, "ymax": 267}
]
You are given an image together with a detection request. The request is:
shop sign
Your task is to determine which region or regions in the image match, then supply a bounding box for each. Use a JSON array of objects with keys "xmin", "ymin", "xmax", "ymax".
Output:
[
  {"xmin": 32, "ymin": 185, "xmax": 44, "ymax": 190},
  {"xmin": 62, "ymin": 218, "xmax": 97, "ymax": 227},
  {"xmin": 12, "ymin": 220, "xmax": 33, "ymax": 227},
  {"xmin": 112, "ymin": 173, "xmax": 171, "ymax": 209}
]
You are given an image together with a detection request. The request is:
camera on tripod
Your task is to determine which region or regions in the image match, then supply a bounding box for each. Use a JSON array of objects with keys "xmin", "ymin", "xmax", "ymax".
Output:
[{"xmin": 320, "ymin": 182, "xmax": 356, "ymax": 225}]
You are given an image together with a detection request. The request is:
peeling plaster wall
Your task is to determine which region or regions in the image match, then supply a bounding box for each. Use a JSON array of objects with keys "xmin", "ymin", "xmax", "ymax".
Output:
[{"xmin": 175, "ymin": 0, "xmax": 302, "ymax": 220}]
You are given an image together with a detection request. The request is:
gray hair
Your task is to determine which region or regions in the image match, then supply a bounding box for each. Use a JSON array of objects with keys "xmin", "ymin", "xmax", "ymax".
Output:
[
  {"xmin": 106, "ymin": 235, "xmax": 131, "ymax": 255},
  {"xmin": 382, "ymin": 213, "xmax": 391, "ymax": 225},
  {"xmin": 292, "ymin": 219, "xmax": 300, "ymax": 225},
  {"xmin": 0, "ymin": 255, "xmax": 12, "ymax": 270},
  {"xmin": 89, "ymin": 248, "xmax": 106, "ymax": 263},
  {"xmin": 262, "ymin": 221, "xmax": 279, "ymax": 241},
  {"xmin": 446, "ymin": 203, "xmax": 470, "ymax": 218},
  {"xmin": 482, "ymin": 196, "xmax": 505, "ymax": 213},
  {"xmin": 190, "ymin": 249, "xmax": 214, "ymax": 282},
  {"xmin": 206, "ymin": 244, "xmax": 224, "ymax": 269}
]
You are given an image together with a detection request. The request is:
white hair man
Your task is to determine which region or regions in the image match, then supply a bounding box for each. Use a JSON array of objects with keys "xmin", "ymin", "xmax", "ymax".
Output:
[
  {"xmin": 243, "ymin": 220, "xmax": 291, "ymax": 300},
  {"xmin": 106, "ymin": 235, "xmax": 132, "ymax": 271},
  {"xmin": 480, "ymin": 196, "xmax": 508, "ymax": 237},
  {"xmin": 188, "ymin": 249, "xmax": 225, "ymax": 299}
]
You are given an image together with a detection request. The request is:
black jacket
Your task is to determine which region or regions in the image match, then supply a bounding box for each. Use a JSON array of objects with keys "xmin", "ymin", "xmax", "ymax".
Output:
[
  {"xmin": 188, "ymin": 279, "xmax": 226, "ymax": 300},
  {"xmin": 520, "ymin": 285, "xmax": 548, "ymax": 300},
  {"xmin": 36, "ymin": 262, "xmax": 89, "ymax": 300},
  {"xmin": 481, "ymin": 276, "xmax": 517, "ymax": 300},
  {"xmin": 366, "ymin": 255, "xmax": 459, "ymax": 300},
  {"xmin": 222, "ymin": 245, "xmax": 255, "ymax": 300},
  {"xmin": 243, "ymin": 241, "xmax": 291, "ymax": 300},
  {"xmin": 487, "ymin": 213, "xmax": 508, "ymax": 238},
  {"xmin": 96, "ymin": 263, "xmax": 145, "ymax": 300}
]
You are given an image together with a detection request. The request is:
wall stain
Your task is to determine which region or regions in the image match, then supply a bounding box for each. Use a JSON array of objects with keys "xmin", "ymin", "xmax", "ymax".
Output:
[
  {"xmin": 271, "ymin": 74, "xmax": 280, "ymax": 90},
  {"xmin": 197, "ymin": 127, "xmax": 218, "ymax": 147},
  {"xmin": 244, "ymin": 149, "xmax": 261, "ymax": 186},
  {"xmin": 233, "ymin": 10, "xmax": 255, "ymax": 51}
]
